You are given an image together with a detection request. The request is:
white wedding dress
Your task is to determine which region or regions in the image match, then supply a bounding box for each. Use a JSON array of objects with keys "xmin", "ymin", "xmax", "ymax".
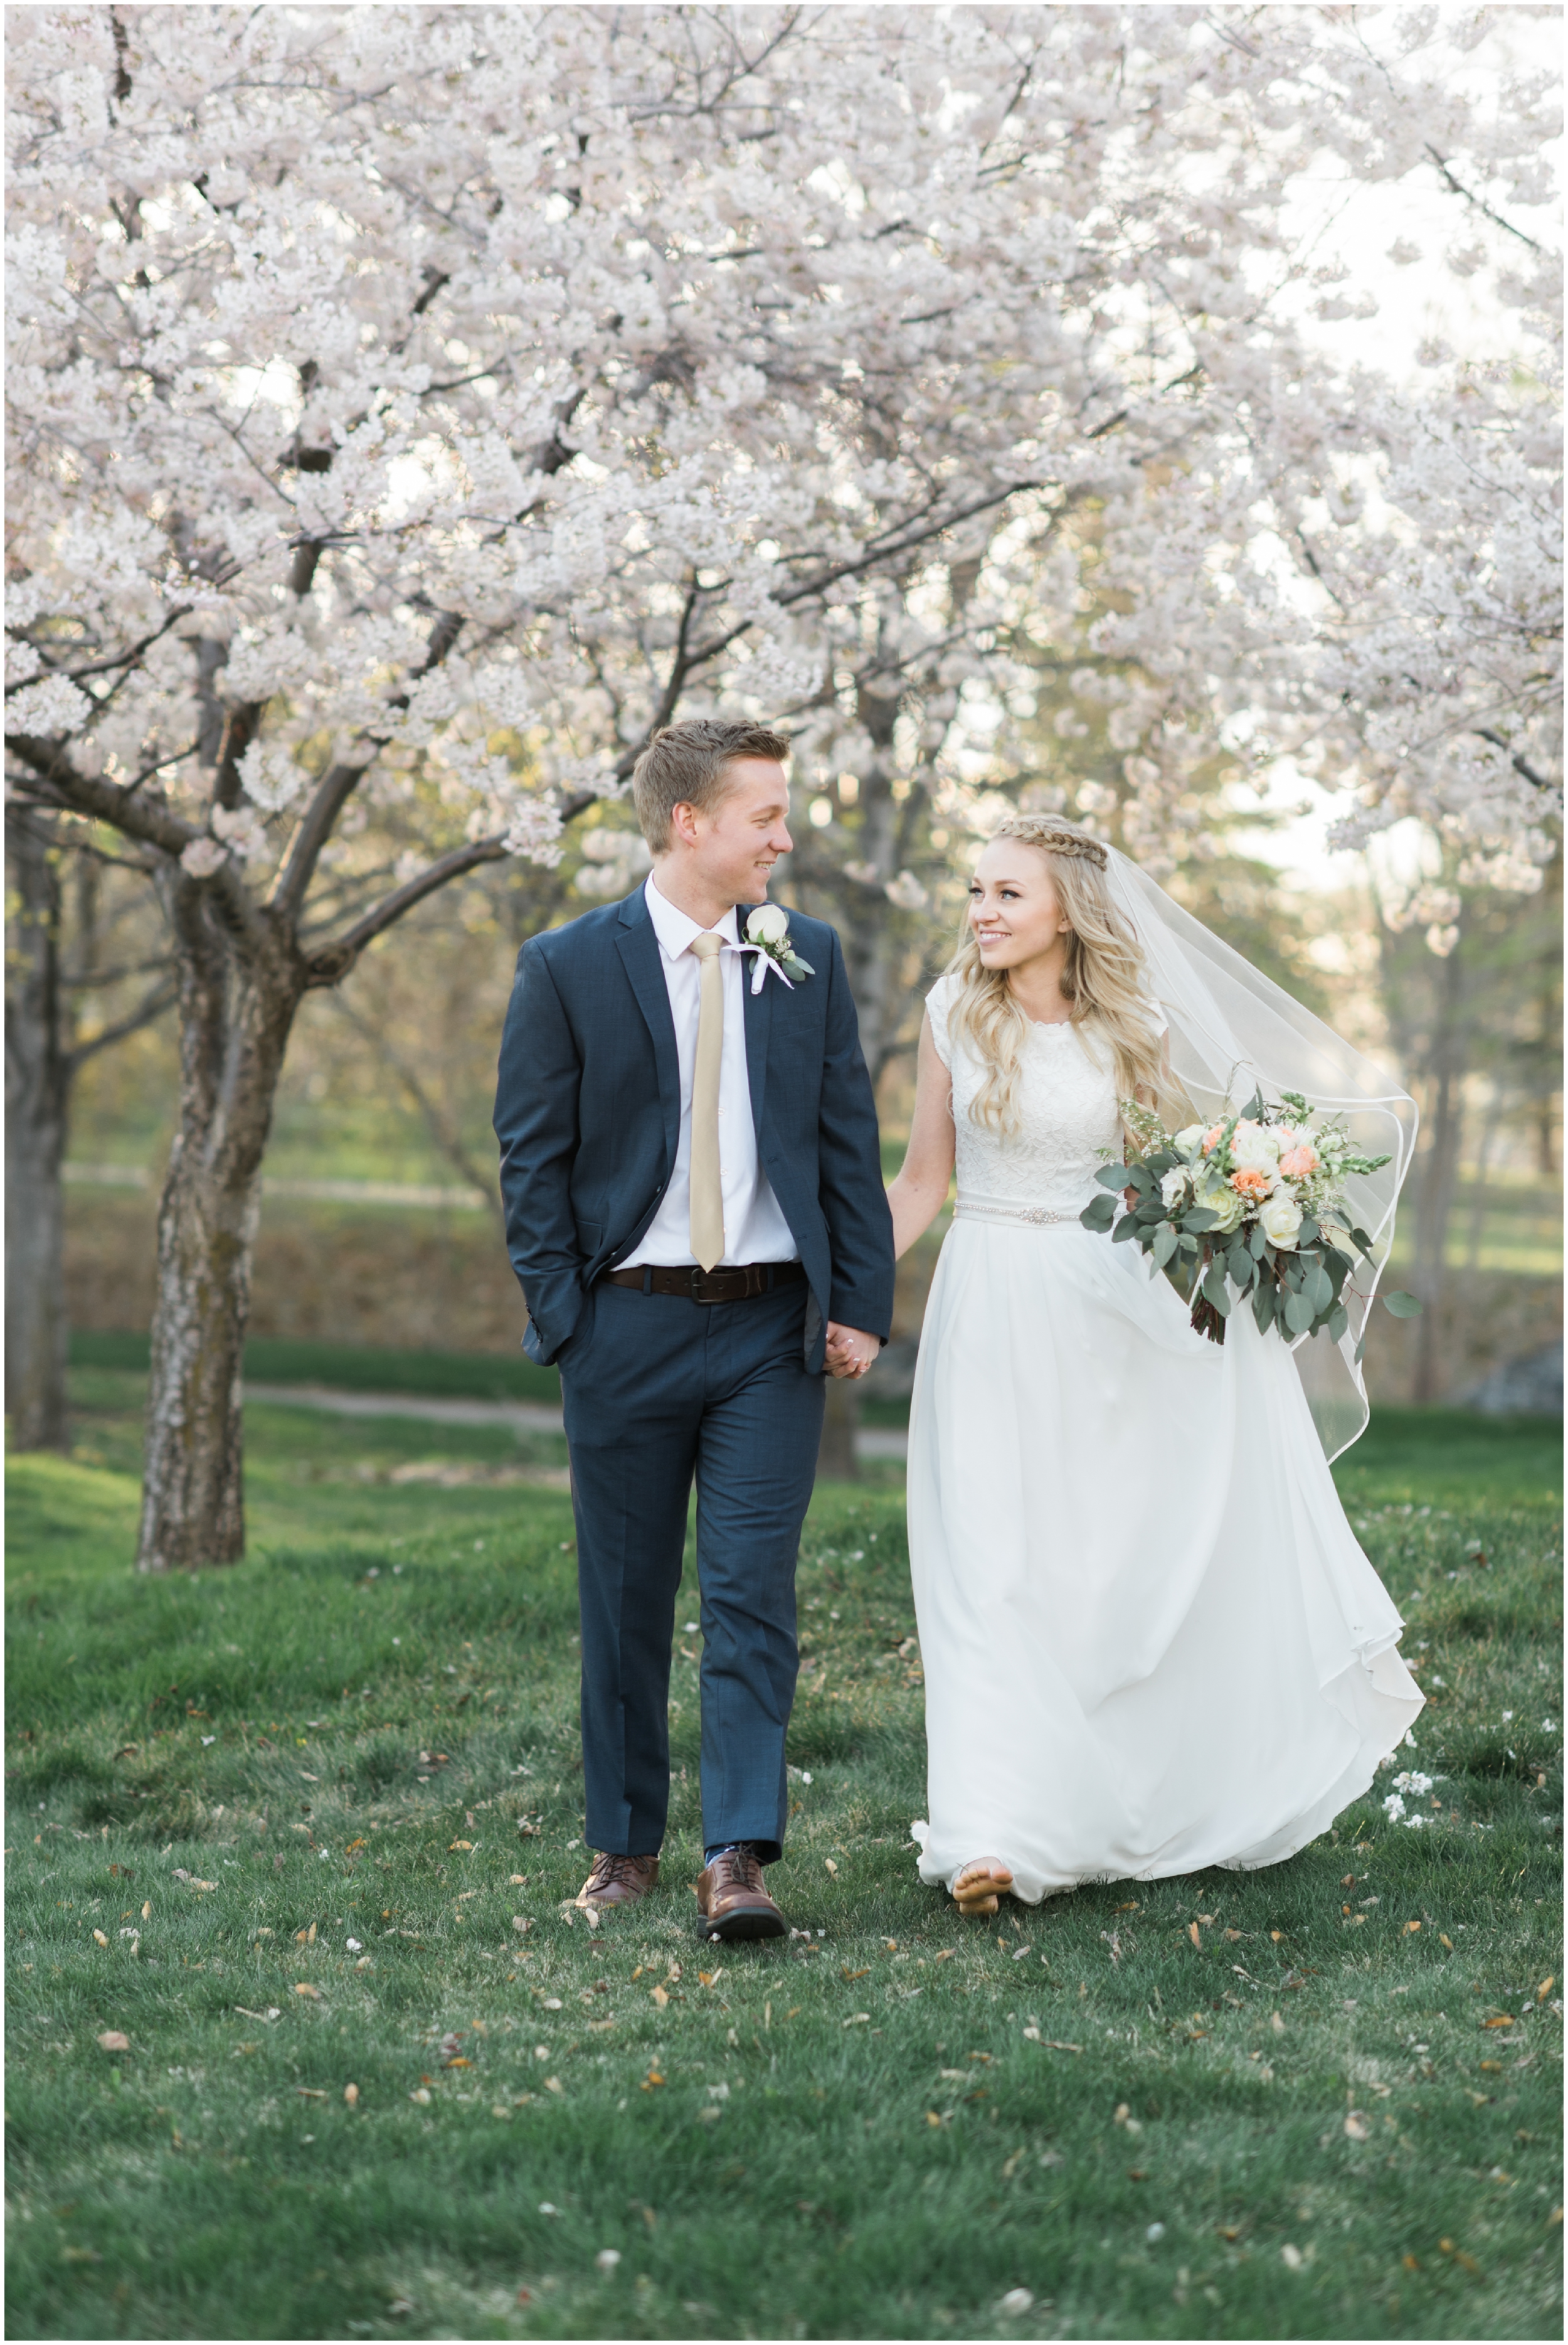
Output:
[{"xmin": 908, "ymin": 974, "xmax": 1424, "ymax": 1905}]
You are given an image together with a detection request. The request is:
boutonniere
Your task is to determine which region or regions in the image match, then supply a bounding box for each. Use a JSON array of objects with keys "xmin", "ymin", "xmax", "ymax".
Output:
[{"xmin": 738, "ymin": 903, "xmax": 815, "ymax": 996}]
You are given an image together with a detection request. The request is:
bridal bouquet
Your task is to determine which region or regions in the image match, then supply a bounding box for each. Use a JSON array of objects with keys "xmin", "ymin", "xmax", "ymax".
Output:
[{"xmin": 1079, "ymin": 1092, "xmax": 1418, "ymax": 1348}]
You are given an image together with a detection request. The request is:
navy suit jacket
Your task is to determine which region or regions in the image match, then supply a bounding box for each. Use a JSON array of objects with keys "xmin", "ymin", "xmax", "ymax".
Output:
[{"xmin": 493, "ymin": 886, "xmax": 895, "ymax": 1375}]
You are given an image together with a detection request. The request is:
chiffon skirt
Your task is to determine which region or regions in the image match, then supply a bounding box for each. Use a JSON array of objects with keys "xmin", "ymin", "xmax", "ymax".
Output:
[{"xmin": 908, "ymin": 1216, "xmax": 1424, "ymax": 1903}]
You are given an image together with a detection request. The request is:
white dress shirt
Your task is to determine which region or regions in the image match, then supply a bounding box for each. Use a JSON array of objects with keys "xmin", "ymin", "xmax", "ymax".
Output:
[{"xmin": 622, "ymin": 873, "xmax": 798, "ymax": 1268}]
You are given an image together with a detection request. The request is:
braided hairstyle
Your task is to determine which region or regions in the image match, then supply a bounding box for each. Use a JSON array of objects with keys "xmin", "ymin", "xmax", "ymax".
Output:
[{"xmin": 943, "ymin": 815, "xmax": 1171, "ymax": 1134}]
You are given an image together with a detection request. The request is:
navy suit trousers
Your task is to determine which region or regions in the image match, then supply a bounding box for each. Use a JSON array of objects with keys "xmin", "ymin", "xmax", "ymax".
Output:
[{"xmin": 559, "ymin": 1277, "xmax": 825, "ymax": 1864}]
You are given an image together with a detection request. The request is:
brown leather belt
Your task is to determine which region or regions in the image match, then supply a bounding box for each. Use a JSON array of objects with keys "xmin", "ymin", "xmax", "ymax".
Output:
[{"xmin": 602, "ymin": 1260, "xmax": 807, "ymax": 1306}]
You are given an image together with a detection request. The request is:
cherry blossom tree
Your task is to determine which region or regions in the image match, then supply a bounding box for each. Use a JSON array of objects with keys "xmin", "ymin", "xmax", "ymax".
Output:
[{"xmin": 4, "ymin": 3, "xmax": 1556, "ymax": 1565}]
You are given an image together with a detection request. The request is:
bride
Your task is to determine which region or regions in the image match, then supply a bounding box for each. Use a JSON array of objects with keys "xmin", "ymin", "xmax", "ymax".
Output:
[{"xmin": 887, "ymin": 815, "xmax": 1425, "ymax": 1915}]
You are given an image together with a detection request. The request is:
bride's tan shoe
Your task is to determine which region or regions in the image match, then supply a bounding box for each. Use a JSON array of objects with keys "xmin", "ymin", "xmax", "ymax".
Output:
[{"xmin": 953, "ymin": 1858, "xmax": 1014, "ymax": 1915}]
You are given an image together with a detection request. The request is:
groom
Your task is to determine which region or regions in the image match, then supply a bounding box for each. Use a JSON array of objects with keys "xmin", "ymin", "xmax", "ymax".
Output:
[{"xmin": 494, "ymin": 719, "xmax": 894, "ymax": 1940}]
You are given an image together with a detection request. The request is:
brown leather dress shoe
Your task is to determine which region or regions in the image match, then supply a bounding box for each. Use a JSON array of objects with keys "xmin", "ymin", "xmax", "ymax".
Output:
[
  {"xmin": 695, "ymin": 1845, "xmax": 787, "ymax": 1942},
  {"xmin": 575, "ymin": 1851, "xmax": 659, "ymax": 1912}
]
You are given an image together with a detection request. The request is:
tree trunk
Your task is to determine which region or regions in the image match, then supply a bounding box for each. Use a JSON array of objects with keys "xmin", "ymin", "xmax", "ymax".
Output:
[
  {"xmin": 1535, "ymin": 849, "xmax": 1562, "ymax": 1176},
  {"xmin": 1411, "ymin": 941, "xmax": 1466, "ymax": 1406},
  {"xmin": 837, "ymin": 683, "xmax": 906, "ymax": 1083},
  {"xmin": 1463, "ymin": 1077, "xmax": 1497, "ymax": 1270},
  {"xmin": 4, "ymin": 812, "xmax": 72, "ymax": 1450},
  {"xmin": 815, "ymin": 1377, "xmax": 861, "ymax": 1481},
  {"xmin": 137, "ymin": 880, "xmax": 304, "ymax": 1570}
]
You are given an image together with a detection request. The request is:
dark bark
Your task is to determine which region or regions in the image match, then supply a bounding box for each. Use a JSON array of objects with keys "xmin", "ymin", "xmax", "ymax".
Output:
[
  {"xmin": 1534, "ymin": 851, "xmax": 1562, "ymax": 1175},
  {"xmin": 815, "ymin": 1377, "xmax": 861, "ymax": 1481},
  {"xmin": 136, "ymin": 877, "xmax": 307, "ymax": 1570},
  {"xmin": 838, "ymin": 687, "xmax": 903, "ymax": 1084},
  {"xmin": 1463, "ymin": 1082, "xmax": 1496, "ymax": 1271},
  {"xmin": 5, "ymin": 812, "xmax": 72, "ymax": 1449},
  {"xmin": 1411, "ymin": 942, "xmax": 1466, "ymax": 1406},
  {"xmin": 6, "ymin": 811, "xmax": 177, "ymax": 1451}
]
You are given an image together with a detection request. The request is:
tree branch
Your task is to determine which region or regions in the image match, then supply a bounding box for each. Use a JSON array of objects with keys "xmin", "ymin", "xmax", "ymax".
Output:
[
  {"xmin": 1473, "ymin": 726, "xmax": 1557, "ymax": 793},
  {"xmin": 673, "ymin": 479, "xmax": 1063, "ymax": 685},
  {"xmin": 213, "ymin": 700, "xmax": 261, "ymax": 810},
  {"xmin": 302, "ymin": 835, "xmax": 510, "ymax": 984},
  {"xmin": 271, "ymin": 608, "xmax": 466, "ymax": 918},
  {"xmin": 3, "ymin": 605, "xmax": 193, "ymax": 696},
  {"xmin": 61, "ymin": 952, "xmax": 174, "ymax": 990},
  {"xmin": 327, "ymin": 991, "xmax": 502, "ymax": 1225},
  {"xmin": 6, "ymin": 734, "xmax": 267, "ymax": 944},
  {"xmin": 8, "ymin": 733, "xmax": 198, "ymax": 858},
  {"xmin": 1426, "ymin": 146, "xmax": 1545, "ymax": 253},
  {"xmin": 67, "ymin": 976, "xmax": 178, "ymax": 1070}
]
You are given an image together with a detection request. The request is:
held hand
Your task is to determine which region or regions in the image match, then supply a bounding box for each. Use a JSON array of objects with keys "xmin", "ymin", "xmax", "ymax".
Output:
[{"xmin": 824, "ymin": 1322, "xmax": 879, "ymax": 1380}]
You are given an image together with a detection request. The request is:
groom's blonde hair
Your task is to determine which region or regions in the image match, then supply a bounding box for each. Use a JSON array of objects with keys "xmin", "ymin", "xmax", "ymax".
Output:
[
  {"xmin": 945, "ymin": 815, "xmax": 1176, "ymax": 1133},
  {"xmin": 632, "ymin": 719, "xmax": 790, "ymax": 853}
]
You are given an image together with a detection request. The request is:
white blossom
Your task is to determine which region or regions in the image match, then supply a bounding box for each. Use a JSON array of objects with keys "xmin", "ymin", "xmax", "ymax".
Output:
[
  {"xmin": 236, "ymin": 741, "xmax": 308, "ymax": 815},
  {"xmin": 3, "ymin": 3, "xmax": 1557, "ymax": 905},
  {"xmin": 5, "ymin": 675, "xmax": 92, "ymax": 736},
  {"xmin": 210, "ymin": 802, "xmax": 271, "ymax": 869}
]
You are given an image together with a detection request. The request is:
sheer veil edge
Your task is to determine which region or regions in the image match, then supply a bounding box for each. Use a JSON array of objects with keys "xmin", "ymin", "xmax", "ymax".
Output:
[{"xmin": 1103, "ymin": 847, "xmax": 1417, "ymax": 1462}]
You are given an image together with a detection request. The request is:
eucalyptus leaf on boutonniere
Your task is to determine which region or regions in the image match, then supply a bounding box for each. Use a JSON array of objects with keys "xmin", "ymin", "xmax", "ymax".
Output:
[{"xmin": 738, "ymin": 903, "xmax": 814, "ymax": 995}]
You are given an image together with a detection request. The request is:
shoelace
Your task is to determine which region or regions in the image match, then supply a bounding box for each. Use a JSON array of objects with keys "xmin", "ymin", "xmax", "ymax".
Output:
[
  {"xmin": 589, "ymin": 1851, "xmax": 647, "ymax": 1889},
  {"xmin": 714, "ymin": 1845, "xmax": 763, "ymax": 1893}
]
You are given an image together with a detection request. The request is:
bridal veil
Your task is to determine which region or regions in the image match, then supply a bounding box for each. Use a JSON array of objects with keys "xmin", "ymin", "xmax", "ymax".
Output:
[{"xmin": 1103, "ymin": 848, "xmax": 1417, "ymax": 1460}]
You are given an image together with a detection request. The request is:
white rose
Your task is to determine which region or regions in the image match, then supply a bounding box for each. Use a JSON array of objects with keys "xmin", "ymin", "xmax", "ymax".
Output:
[
  {"xmin": 1259, "ymin": 1193, "xmax": 1303, "ymax": 1250},
  {"xmin": 746, "ymin": 903, "xmax": 789, "ymax": 946},
  {"xmin": 1199, "ymin": 1179, "xmax": 1245, "ymax": 1233},
  {"xmin": 1160, "ymin": 1167, "xmax": 1189, "ymax": 1211},
  {"xmin": 1173, "ymin": 1124, "xmax": 1204, "ymax": 1152},
  {"xmin": 1230, "ymin": 1120, "xmax": 1281, "ymax": 1174}
]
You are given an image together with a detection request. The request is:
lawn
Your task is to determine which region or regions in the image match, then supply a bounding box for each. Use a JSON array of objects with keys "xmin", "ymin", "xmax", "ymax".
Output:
[{"xmin": 6, "ymin": 1375, "xmax": 1562, "ymax": 2342}]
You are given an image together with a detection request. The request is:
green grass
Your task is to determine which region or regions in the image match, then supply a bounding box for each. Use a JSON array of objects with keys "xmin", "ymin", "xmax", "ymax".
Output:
[
  {"xmin": 1335, "ymin": 1411, "xmax": 1562, "ymax": 1512},
  {"xmin": 6, "ymin": 1382, "xmax": 1562, "ymax": 2341}
]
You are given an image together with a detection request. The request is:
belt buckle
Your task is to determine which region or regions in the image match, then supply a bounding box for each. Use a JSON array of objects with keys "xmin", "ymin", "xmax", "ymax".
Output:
[{"xmin": 690, "ymin": 1266, "xmax": 731, "ymax": 1307}]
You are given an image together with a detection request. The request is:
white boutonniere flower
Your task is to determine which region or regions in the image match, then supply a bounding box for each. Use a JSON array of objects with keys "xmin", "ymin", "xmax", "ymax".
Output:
[{"xmin": 739, "ymin": 903, "xmax": 815, "ymax": 995}]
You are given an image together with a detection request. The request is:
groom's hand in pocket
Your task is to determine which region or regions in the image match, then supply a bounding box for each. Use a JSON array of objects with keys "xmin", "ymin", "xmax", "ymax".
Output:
[{"xmin": 824, "ymin": 1323, "xmax": 879, "ymax": 1380}]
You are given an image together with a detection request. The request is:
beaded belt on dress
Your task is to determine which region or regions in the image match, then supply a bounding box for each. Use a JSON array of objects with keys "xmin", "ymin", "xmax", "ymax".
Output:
[{"xmin": 953, "ymin": 1196, "xmax": 1075, "ymax": 1228}]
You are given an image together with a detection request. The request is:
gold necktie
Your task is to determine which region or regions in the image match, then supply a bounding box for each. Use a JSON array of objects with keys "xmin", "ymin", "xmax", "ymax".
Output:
[{"xmin": 688, "ymin": 931, "xmax": 726, "ymax": 1272}]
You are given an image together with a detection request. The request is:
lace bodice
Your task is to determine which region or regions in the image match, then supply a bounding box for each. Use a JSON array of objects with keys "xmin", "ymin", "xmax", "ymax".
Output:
[{"xmin": 928, "ymin": 974, "xmax": 1122, "ymax": 1215}]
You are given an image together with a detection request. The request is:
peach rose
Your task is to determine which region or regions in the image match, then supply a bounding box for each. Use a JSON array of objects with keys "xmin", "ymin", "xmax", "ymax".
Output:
[
  {"xmin": 1230, "ymin": 1168, "xmax": 1271, "ymax": 1201},
  {"xmin": 1278, "ymin": 1144, "xmax": 1319, "ymax": 1179},
  {"xmin": 1202, "ymin": 1124, "xmax": 1226, "ymax": 1155}
]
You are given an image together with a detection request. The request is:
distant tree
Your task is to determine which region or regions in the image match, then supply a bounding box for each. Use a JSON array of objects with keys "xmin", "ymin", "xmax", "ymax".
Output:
[
  {"xmin": 6, "ymin": 812, "xmax": 173, "ymax": 1448},
  {"xmin": 1372, "ymin": 844, "xmax": 1562, "ymax": 1400}
]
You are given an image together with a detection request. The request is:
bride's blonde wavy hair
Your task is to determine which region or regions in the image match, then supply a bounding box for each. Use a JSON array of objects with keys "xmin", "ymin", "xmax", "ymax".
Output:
[{"xmin": 945, "ymin": 816, "xmax": 1174, "ymax": 1133}]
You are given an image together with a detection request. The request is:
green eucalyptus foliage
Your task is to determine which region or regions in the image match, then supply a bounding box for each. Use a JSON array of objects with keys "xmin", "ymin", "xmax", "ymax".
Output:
[{"xmin": 1081, "ymin": 1102, "xmax": 1421, "ymax": 1351}]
